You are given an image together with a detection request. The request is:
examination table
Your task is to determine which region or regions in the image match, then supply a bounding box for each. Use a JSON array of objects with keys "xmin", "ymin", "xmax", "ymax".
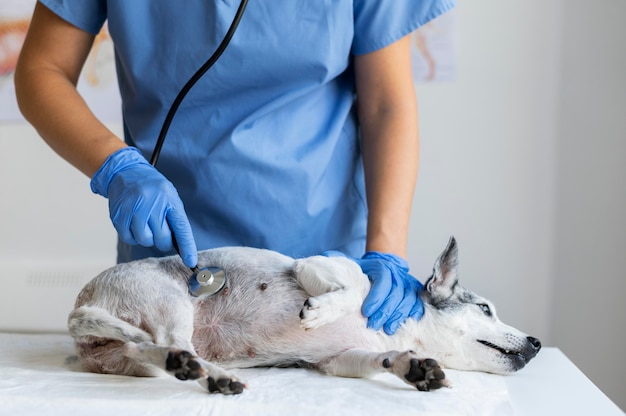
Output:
[{"xmin": 0, "ymin": 333, "xmax": 622, "ymax": 415}]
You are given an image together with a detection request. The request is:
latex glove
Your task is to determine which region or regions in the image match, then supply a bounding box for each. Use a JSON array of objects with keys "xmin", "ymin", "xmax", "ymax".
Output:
[
  {"xmin": 325, "ymin": 251, "xmax": 424, "ymax": 335},
  {"xmin": 90, "ymin": 147, "xmax": 197, "ymax": 268}
]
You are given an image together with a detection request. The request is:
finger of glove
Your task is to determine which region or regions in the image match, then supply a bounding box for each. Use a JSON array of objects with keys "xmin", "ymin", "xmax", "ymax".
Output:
[
  {"xmin": 409, "ymin": 299, "xmax": 425, "ymax": 321},
  {"xmin": 105, "ymin": 162, "xmax": 158, "ymax": 246},
  {"xmin": 360, "ymin": 263, "xmax": 394, "ymax": 318},
  {"xmin": 383, "ymin": 278, "xmax": 420, "ymax": 335},
  {"xmin": 405, "ymin": 274, "xmax": 425, "ymax": 319},
  {"xmin": 109, "ymin": 200, "xmax": 139, "ymax": 246},
  {"xmin": 366, "ymin": 287, "xmax": 404, "ymax": 331},
  {"xmin": 166, "ymin": 207, "xmax": 197, "ymax": 268},
  {"xmin": 365, "ymin": 275, "xmax": 405, "ymax": 331},
  {"xmin": 130, "ymin": 209, "xmax": 155, "ymax": 248},
  {"xmin": 149, "ymin": 213, "xmax": 174, "ymax": 253}
]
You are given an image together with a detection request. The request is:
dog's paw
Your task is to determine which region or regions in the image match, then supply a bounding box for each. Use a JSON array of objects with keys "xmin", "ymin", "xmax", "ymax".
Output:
[
  {"xmin": 382, "ymin": 351, "xmax": 449, "ymax": 391},
  {"xmin": 299, "ymin": 297, "xmax": 338, "ymax": 330},
  {"xmin": 194, "ymin": 364, "xmax": 247, "ymax": 394},
  {"xmin": 206, "ymin": 376, "xmax": 246, "ymax": 395},
  {"xmin": 166, "ymin": 350, "xmax": 205, "ymax": 381}
]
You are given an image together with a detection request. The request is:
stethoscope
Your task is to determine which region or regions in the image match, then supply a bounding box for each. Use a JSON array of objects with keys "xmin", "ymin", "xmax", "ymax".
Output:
[{"xmin": 148, "ymin": 0, "xmax": 249, "ymax": 297}]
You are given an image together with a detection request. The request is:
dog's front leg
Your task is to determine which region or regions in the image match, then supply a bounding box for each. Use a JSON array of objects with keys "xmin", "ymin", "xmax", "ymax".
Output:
[
  {"xmin": 294, "ymin": 256, "xmax": 369, "ymax": 330},
  {"xmin": 316, "ymin": 349, "xmax": 449, "ymax": 391}
]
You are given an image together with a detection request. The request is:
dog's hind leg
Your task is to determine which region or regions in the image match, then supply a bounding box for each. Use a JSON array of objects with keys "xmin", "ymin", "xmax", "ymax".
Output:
[
  {"xmin": 122, "ymin": 342, "xmax": 246, "ymax": 394},
  {"xmin": 316, "ymin": 348, "xmax": 449, "ymax": 392},
  {"xmin": 69, "ymin": 305, "xmax": 162, "ymax": 376},
  {"xmin": 294, "ymin": 256, "xmax": 369, "ymax": 330},
  {"xmin": 121, "ymin": 330, "xmax": 246, "ymax": 394},
  {"xmin": 68, "ymin": 305, "xmax": 245, "ymax": 394}
]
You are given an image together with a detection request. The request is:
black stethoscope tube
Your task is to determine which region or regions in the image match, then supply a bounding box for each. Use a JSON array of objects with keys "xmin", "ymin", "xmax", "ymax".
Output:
[
  {"xmin": 145, "ymin": 0, "xmax": 249, "ymax": 288},
  {"xmin": 150, "ymin": 0, "xmax": 250, "ymax": 167}
]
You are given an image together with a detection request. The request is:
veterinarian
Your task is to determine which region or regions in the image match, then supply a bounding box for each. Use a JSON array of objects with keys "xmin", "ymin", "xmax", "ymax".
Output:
[{"xmin": 15, "ymin": 0, "xmax": 455, "ymax": 335}]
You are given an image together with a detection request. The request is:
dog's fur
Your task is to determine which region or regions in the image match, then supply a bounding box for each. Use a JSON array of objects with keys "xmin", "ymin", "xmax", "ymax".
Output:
[{"xmin": 68, "ymin": 237, "xmax": 541, "ymax": 394}]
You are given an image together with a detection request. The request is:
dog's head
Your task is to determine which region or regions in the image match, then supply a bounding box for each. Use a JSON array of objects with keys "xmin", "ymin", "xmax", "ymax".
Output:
[{"xmin": 417, "ymin": 237, "xmax": 541, "ymax": 375}]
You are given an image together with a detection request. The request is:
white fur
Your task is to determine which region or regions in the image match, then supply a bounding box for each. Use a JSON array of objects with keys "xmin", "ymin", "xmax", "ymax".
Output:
[{"xmin": 67, "ymin": 238, "xmax": 540, "ymax": 394}]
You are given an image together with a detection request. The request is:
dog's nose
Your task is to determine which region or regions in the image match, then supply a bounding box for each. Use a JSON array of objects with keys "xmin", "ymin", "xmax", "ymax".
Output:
[{"xmin": 527, "ymin": 336, "xmax": 542, "ymax": 352}]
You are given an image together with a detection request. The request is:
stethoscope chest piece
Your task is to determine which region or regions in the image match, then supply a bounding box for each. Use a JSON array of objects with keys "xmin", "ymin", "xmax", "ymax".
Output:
[{"xmin": 189, "ymin": 267, "xmax": 227, "ymax": 297}]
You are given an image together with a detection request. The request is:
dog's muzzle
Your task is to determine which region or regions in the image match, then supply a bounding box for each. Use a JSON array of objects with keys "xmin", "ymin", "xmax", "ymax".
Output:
[{"xmin": 478, "ymin": 336, "xmax": 542, "ymax": 370}]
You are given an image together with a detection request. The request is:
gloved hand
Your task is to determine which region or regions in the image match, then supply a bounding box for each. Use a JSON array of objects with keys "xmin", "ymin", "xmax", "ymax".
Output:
[
  {"xmin": 325, "ymin": 251, "xmax": 424, "ymax": 335},
  {"xmin": 90, "ymin": 147, "xmax": 198, "ymax": 268}
]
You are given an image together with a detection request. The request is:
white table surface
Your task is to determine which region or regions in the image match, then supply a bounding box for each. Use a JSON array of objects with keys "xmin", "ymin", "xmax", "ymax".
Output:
[
  {"xmin": 0, "ymin": 333, "xmax": 622, "ymax": 415},
  {"xmin": 505, "ymin": 347, "xmax": 623, "ymax": 415}
]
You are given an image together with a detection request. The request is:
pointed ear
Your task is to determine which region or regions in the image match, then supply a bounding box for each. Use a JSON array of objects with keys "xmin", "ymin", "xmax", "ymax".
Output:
[{"xmin": 425, "ymin": 236, "xmax": 459, "ymax": 299}]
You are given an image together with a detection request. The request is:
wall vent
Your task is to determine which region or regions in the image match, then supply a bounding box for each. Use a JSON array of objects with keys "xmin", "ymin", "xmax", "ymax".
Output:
[
  {"xmin": 26, "ymin": 271, "xmax": 89, "ymax": 288},
  {"xmin": 0, "ymin": 263, "xmax": 111, "ymax": 332}
]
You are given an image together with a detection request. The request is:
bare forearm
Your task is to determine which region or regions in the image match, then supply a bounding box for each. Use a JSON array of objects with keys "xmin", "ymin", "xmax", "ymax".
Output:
[
  {"xmin": 14, "ymin": 2, "xmax": 125, "ymax": 178},
  {"xmin": 360, "ymin": 103, "xmax": 419, "ymax": 258},
  {"xmin": 355, "ymin": 35, "xmax": 419, "ymax": 258},
  {"xmin": 15, "ymin": 67, "xmax": 125, "ymax": 177}
]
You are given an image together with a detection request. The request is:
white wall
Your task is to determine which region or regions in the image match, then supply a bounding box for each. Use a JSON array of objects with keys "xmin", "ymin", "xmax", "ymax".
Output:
[
  {"xmin": 551, "ymin": 0, "xmax": 626, "ymax": 411},
  {"xmin": 409, "ymin": 2, "xmax": 561, "ymax": 345},
  {"xmin": 0, "ymin": 124, "xmax": 118, "ymax": 331},
  {"xmin": 0, "ymin": 0, "xmax": 623, "ymax": 411},
  {"xmin": 0, "ymin": 124, "xmax": 117, "ymax": 262},
  {"xmin": 408, "ymin": 0, "xmax": 625, "ymax": 411}
]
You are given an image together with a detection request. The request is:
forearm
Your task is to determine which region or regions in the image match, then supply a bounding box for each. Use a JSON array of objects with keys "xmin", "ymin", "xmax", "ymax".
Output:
[
  {"xmin": 14, "ymin": 2, "xmax": 126, "ymax": 178},
  {"xmin": 354, "ymin": 35, "xmax": 419, "ymax": 258},
  {"xmin": 15, "ymin": 67, "xmax": 126, "ymax": 177},
  {"xmin": 360, "ymin": 102, "xmax": 419, "ymax": 258}
]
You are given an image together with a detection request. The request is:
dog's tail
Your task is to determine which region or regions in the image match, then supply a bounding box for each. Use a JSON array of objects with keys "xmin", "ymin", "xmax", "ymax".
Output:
[{"xmin": 68, "ymin": 305, "xmax": 153, "ymax": 343}]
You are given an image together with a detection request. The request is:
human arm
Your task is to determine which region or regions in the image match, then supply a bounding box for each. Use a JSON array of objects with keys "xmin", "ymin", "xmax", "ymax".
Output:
[
  {"xmin": 14, "ymin": 2, "xmax": 125, "ymax": 176},
  {"xmin": 352, "ymin": 34, "xmax": 422, "ymax": 333},
  {"xmin": 354, "ymin": 34, "xmax": 419, "ymax": 258},
  {"xmin": 14, "ymin": 3, "xmax": 197, "ymax": 267}
]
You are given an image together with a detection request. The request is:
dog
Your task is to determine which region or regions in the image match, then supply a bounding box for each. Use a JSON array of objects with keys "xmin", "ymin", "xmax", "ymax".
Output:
[{"xmin": 67, "ymin": 237, "xmax": 541, "ymax": 394}]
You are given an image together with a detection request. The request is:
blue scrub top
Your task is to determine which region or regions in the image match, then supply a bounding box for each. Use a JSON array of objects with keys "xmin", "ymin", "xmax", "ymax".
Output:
[{"xmin": 40, "ymin": 0, "xmax": 455, "ymax": 261}]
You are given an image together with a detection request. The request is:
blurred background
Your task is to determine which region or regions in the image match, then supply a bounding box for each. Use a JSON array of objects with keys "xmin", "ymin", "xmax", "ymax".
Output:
[{"xmin": 0, "ymin": 0, "xmax": 624, "ymax": 411}]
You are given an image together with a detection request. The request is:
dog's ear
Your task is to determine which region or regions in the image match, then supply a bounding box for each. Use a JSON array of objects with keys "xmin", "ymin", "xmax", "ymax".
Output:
[{"xmin": 425, "ymin": 236, "xmax": 459, "ymax": 300}]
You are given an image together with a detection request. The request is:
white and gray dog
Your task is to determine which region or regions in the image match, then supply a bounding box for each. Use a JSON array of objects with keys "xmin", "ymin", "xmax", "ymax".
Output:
[{"xmin": 67, "ymin": 237, "xmax": 541, "ymax": 394}]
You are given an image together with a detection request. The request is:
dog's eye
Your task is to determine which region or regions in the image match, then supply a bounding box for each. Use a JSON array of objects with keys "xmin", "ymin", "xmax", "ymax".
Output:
[{"xmin": 478, "ymin": 304, "xmax": 492, "ymax": 317}]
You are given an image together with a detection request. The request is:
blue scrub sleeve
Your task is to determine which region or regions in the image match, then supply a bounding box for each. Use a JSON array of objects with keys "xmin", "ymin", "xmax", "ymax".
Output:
[
  {"xmin": 38, "ymin": 0, "xmax": 107, "ymax": 35},
  {"xmin": 352, "ymin": 0, "xmax": 456, "ymax": 55}
]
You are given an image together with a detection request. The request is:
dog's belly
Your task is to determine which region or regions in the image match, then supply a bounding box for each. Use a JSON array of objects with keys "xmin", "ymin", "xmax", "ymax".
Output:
[
  {"xmin": 73, "ymin": 247, "xmax": 386, "ymax": 371},
  {"xmin": 189, "ymin": 267, "xmax": 381, "ymax": 368}
]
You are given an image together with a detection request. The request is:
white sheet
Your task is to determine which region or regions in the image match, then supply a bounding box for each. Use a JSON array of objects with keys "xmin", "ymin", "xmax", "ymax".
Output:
[{"xmin": 0, "ymin": 333, "xmax": 515, "ymax": 416}]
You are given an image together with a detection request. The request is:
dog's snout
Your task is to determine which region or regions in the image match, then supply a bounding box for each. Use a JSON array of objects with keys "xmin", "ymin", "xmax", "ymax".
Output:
[{"xmin": 527, "ymin": 336, "xmax": 542, "ymax": 351}]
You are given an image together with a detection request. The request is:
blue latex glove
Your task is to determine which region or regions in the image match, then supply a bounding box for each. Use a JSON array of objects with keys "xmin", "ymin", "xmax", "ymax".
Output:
[
  {"xmin": 90, "ymin": 147, "xmax": 198, "ymax": 268},
  {"xmin": 324, "ymin": 251, "xmax": 424, "ymax": 335}
]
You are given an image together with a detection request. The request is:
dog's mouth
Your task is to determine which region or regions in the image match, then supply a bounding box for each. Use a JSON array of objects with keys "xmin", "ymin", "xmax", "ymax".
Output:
[{"xmin": 477, "ymin": 340, "xmax": 526, "ymax": 361}]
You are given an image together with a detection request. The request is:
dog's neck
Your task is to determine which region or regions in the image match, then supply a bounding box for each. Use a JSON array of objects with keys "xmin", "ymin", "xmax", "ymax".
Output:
[{"xmin": 379, "ymin": 304, "xmax": 454, "ymax": 362}]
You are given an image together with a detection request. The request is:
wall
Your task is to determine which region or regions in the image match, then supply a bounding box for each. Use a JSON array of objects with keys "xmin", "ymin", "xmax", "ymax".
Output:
[
  {"xmin": 408, "ymin": 0, "xmax": 625, "ymax": 410},
  {"xmin": 409, "ymin": 2, "xmax": 561, "ymax": 348},
  {"xmin": 0, "ymin": 0, "xmax": 624, "ymax": 411},
  {"xmin": 0, "ymin": 123, "xmax": 118, "ymax": 331},
  {"xmin": 551, "ymin": 0, "xmax": 626, "ymax": 411}
]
